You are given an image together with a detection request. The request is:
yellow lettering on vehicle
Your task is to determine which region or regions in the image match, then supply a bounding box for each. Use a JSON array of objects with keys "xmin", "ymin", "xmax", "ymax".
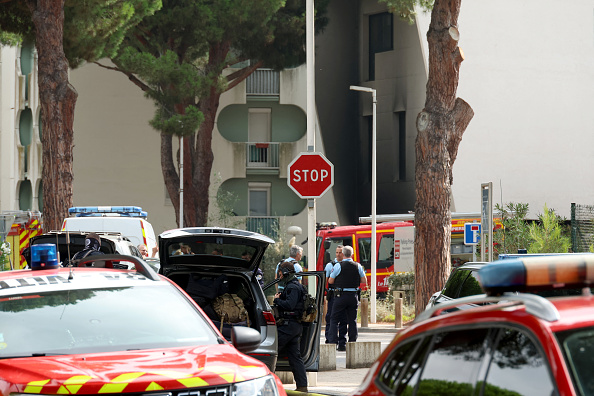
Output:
[
  {"xmin": 24, "ymin": 379, "xmax": 50, "ymax": 393},
  {"xmin": 57, "ymin": 375, "xmax": 94, "ymax": 394}
]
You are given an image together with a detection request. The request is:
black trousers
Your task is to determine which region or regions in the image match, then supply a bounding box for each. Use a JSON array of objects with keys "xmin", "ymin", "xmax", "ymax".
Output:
[
  {"xmin": 328, "ymin": 292, "xmax": 358, "ymax": 348},
  {"xmin": 277, "ymin": 320, "xmax": 307, "ymax": 388},
  {"xmin": 325, "ymin": 291, "xmax": 335, "ymax": 342}
]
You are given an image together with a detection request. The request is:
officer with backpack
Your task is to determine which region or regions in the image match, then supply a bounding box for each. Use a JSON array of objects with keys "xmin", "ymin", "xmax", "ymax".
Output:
[
  {"xmin": 327, "ymin": 245, "xmax": 367, "ymax": 352},
  {"xmin": 273, "ymin": 261, "xmax": 308, "ymax": 393}
]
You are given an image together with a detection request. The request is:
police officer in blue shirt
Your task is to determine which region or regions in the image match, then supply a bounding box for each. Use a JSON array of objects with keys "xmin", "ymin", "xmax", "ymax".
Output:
[
  {"xmin": 275, "ymin": 245, "xmax": 303, "ymax": 291},
  {"xmin": 324, "ymin": 245, "xmax": 343, "ymax": 344},
  {"xmin": 327, "ymin": 245, "xmax": 367, "ymax": 351}
]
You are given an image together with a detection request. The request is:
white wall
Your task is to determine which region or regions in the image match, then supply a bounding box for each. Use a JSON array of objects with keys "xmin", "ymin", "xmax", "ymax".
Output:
[{"xmin": 418, "ymin": 1, "xmax": 594, "ymax": 219}]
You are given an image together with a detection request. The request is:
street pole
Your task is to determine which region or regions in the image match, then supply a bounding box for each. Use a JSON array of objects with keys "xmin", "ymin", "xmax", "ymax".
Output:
[
  {"xmin": 306, "ymin": 0, "xmax": 316, "ymax": 281},
  {"xmin": 350, "ymin": 85, "xmax": 377, "ymax": 323},
  {"xmin": 179, "ymin": 136, "xmax": 184, "ymax": 228}
]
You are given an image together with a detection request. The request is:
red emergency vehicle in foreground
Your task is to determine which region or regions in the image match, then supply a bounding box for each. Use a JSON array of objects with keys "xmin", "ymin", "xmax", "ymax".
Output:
[
  {"xmin": 353, "ymin": 254, "xmax": 594, "ymax": 395},
  {"xmin": 0, "ymin": 249, "xmax": 285, "ymax": 396}
]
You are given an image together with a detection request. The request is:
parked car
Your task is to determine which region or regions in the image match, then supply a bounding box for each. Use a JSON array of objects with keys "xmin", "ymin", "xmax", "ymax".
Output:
[
  {"xmin": 0, "ymin": 252, "xmax": 285, "ymax": 396},
  {"xmin": 24, "ymin": 230, "xmax": 144, "ymax": 269},
  {"xmin": 158, "ymin": 227, "xmax": 325, "ymax": 373},
  {"xmin": 425, "ymin": 261, "xmax": 487, "ymax": 310},
  {"xmin": 354, "ymin": 254, "xmax": 594, "ymax": 395}
]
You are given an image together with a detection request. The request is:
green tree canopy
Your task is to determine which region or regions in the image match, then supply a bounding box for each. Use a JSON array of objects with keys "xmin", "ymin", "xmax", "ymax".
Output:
[
  {"xmin": 0, "ymin": 0, "xmax": 161, "ymax": 230},
  {"xmin": 100, "ymin": 0, "xmax": 329, "ymax": 227}
]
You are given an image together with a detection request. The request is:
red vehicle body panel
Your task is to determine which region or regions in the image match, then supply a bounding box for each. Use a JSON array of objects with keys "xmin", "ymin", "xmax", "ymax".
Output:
[
  {"xmin": 353, "ymin": 296, "xmax": 594, "ymax": 395},
  {"xmin": 0, "ymin": 266, "xmax": 286, "ymax": 396}
]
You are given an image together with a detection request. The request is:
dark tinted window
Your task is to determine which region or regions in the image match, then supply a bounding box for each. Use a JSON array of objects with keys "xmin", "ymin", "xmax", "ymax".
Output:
[
  {"xmin": 441, "ymin": 269, "xmax": 472, "ymax": 298},
  {"xmin": 458, "ymin": 271, "xmax": 483, "ymax": 298},
  {"xmin": 378, "ymin": 234, "xmax": 394, "ymax": 269},
  {"xmin": 396, "ymin": 335, "xmax": 432, "ymax": 394},
  {"xmin": 358, "ymin": 237, "xmax": 371, "ymax": 270},
  {"xmin": 377, "ymin": 339, "xmax": 418, "ymax": 391},
  {"xmin": 413, "ymin": 328, "xmax": 490, "ymax": 395},
  {"xmin": 483, "ymin": 328, "xmax": 556, "ymax": 396},
  {"xmin": 557, "ymin": 327, "xmax": 594, "ymax": 395}
]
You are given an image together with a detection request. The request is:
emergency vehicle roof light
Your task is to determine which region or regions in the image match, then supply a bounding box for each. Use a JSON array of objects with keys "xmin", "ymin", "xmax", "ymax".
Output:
[
  {"xmin": 30, "ymin": 243, "xmax": 59, "ymax": 270},
  {"xmin": 69, "ymin": 206, "xmax": 147, "ymax": 218},
  {"xmin": 479, "ymin": 254, "xmax": 594, "ymax": 296}
]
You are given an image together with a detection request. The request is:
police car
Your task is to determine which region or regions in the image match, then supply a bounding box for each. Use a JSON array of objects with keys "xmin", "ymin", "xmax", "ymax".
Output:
[
  {"xmin": 354, "ymin": 254, "xmax": 594, "ymax": 395},
  {"xmin": 0, "ymin": 245, "xmax": 285, "ymax": 396}
]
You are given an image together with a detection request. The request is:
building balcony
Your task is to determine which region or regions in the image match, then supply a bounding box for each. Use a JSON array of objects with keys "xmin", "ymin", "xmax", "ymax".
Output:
[
  {"xmin": 246, "ymin": 216, "xmax": 279, "ymax": 239},
  {"xmin": 246, "ymin": 69, "xmax": 280, "ymax": 97},
  {"xmin": 247, "ymin": 142, "xmax": 280, "ymax": 170}
]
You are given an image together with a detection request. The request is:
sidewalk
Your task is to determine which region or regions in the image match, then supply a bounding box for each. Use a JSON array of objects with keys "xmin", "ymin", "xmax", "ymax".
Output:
[{"xmin": 283, "ymin": 322, "xmax": 403, "ymax": 395}]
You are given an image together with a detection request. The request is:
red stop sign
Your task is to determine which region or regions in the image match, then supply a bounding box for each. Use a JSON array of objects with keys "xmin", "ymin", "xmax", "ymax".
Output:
[{"xmin": 287, "ymin": 152, "xmax": 334, "ymax": 198}]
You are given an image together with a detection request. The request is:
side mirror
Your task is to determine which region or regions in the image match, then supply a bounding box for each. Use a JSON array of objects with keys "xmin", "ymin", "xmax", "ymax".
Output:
[
  {"xmin": 323, "ymin": 240, "xmax": 331, "ymax": 250},
  {"xmin": 231, "ymin": 326, "xmax": 262, "ymax": 353}
]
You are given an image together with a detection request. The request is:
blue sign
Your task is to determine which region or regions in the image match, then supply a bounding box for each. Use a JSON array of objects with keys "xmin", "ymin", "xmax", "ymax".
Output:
[{"xmin": 464, "ymin": 223, "xmax": 481, "ymax": 245}]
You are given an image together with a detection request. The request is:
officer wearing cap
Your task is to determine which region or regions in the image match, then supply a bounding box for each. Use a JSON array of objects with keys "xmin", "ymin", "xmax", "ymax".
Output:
[
  {"xmin": 273, "ymin": 261, "xmax": 308, "ymax": 393},
  {"xmin": 327, "ymin": 245, "xmax": 367, "ymax": 351}
]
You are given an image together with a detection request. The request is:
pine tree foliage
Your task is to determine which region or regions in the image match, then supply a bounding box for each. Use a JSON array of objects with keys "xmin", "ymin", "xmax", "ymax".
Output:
[
  {"xmin": 0, "ymin": 0, "xmax": 161, "ymax": 230},
  {"xmin": 379, "ymin": 0, "xmax": 434, "ymax": 23},
  {"xmin": 528, "ymin": 204, "xmax": 571, "ymax": 253}
]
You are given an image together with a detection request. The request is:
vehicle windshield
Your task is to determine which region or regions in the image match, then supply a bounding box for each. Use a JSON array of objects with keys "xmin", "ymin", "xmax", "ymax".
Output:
[
  {"xmin": 0, "ymin": 283, "xmax": 219, "ymax": 358},
  {"xmin": 556, "ymin": 326, "xmax": 594, "ymax": 395}
]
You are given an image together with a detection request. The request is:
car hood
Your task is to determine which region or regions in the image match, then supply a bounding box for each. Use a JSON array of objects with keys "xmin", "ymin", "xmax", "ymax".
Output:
[
  {"xmin": 159, "ymin": 227, "xmax": 274, "ymax": 273},
  {"xmin": 1, "ymin": 345, "xmax": 270, "ymax": 394}
]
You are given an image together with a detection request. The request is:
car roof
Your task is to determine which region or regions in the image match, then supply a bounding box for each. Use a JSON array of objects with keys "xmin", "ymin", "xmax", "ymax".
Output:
[{"xmin": 0, "ymin": 255, "xmax": 161, "ymax": 296}]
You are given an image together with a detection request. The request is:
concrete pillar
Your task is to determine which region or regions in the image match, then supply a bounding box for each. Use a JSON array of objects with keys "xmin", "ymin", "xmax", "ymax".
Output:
[
  {"xmin": 360, "ymin": 297, "xmax": 369, "ymax": 327},
  {"xmin": 276, "ymin": 371, "xmax": 293, "ymax": 384},
  {"xmin": 319, "ymin": 343, "xmax": 336, "ymax": 371},
  {"xmin": 346, "ymin": 341, "xmax": 381, "ymax": 369}
]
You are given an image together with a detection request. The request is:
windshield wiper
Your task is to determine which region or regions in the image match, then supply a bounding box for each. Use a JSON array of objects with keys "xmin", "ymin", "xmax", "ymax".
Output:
[{"xmin": 0, "ymin": 353, "xmax": 65, "ymax": 359}]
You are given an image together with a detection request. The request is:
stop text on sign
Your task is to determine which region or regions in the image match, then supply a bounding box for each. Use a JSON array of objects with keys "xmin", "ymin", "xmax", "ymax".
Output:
[{"xmin": 292, "ymin": 169, "xmax": 329, "ymax": 182}]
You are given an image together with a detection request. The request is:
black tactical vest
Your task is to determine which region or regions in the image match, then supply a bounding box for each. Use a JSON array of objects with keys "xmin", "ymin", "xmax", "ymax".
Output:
[{"xmin": 333, "ymin": 260, "xmax": 361, "ymax": 289}]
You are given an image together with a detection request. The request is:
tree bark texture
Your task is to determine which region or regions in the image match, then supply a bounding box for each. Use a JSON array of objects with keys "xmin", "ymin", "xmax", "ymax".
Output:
[
  {"xmin": 414, "ymin": 0, "xmax": 474, "ymax": 315},
  {"xmin": 26, "ymin": 0, "xmax": 77, "ymax": 231}
]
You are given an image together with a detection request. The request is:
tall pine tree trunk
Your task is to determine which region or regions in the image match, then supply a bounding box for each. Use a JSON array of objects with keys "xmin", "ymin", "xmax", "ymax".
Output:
[
  {"xmin": 414, "ymin": 0, "xmax": 474, "ymax": 314},
  {"xmin": 27, "ymin": 0, "xmax": 76, "ymax": 231}
]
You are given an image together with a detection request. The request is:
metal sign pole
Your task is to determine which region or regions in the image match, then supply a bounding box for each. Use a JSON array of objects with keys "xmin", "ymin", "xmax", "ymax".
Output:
[{"xmin": 306, "ymin": 0, "xmax": 316, "ymax": 291}]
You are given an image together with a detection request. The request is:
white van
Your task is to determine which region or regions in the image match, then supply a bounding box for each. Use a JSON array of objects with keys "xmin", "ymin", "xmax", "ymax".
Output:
[{"xmin": 61, "ymin": 206, "xmax": 158, "ymax": 258}]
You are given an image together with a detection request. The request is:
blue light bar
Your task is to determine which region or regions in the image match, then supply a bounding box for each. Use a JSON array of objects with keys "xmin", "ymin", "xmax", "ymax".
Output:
[
  {"xmin": 31, "ymin": 244, "xmax": 59, "ymax": 270},
  {"xmin": 479, "ymin": 254, "xmax": 594, "ymax": 296},
  {"xmin": 68, "ymin": 206, "xmax": 147, "ymax": 218}
]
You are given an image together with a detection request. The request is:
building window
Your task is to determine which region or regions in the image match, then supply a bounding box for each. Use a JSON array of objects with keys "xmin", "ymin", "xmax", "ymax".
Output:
[
  {"xmin": 369, "ymin": 12, "xmax": 393, "ymax": 81},
  {"xmin": 248, "ymin": 182, "xmax": 271, "ymax": 217}
]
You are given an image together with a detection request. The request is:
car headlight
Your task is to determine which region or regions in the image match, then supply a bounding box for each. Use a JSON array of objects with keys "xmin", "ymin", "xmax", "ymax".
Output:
[{"xmin": 232, "ymin": 374, "xmax": 279, "ymax": 396}]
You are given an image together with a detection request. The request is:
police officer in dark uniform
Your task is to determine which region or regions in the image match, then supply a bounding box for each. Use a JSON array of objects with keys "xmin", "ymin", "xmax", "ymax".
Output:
[
  {"xmin": 324, "ymin": 245, "xmax": 344, "ymax": 344},
  {"xmin": 327, "ymin": 245, "xmax": 367, "ymax": 351},
  {"xmin": 273, "ymin": 261, "xmax": 308, "ymax": 393}
]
